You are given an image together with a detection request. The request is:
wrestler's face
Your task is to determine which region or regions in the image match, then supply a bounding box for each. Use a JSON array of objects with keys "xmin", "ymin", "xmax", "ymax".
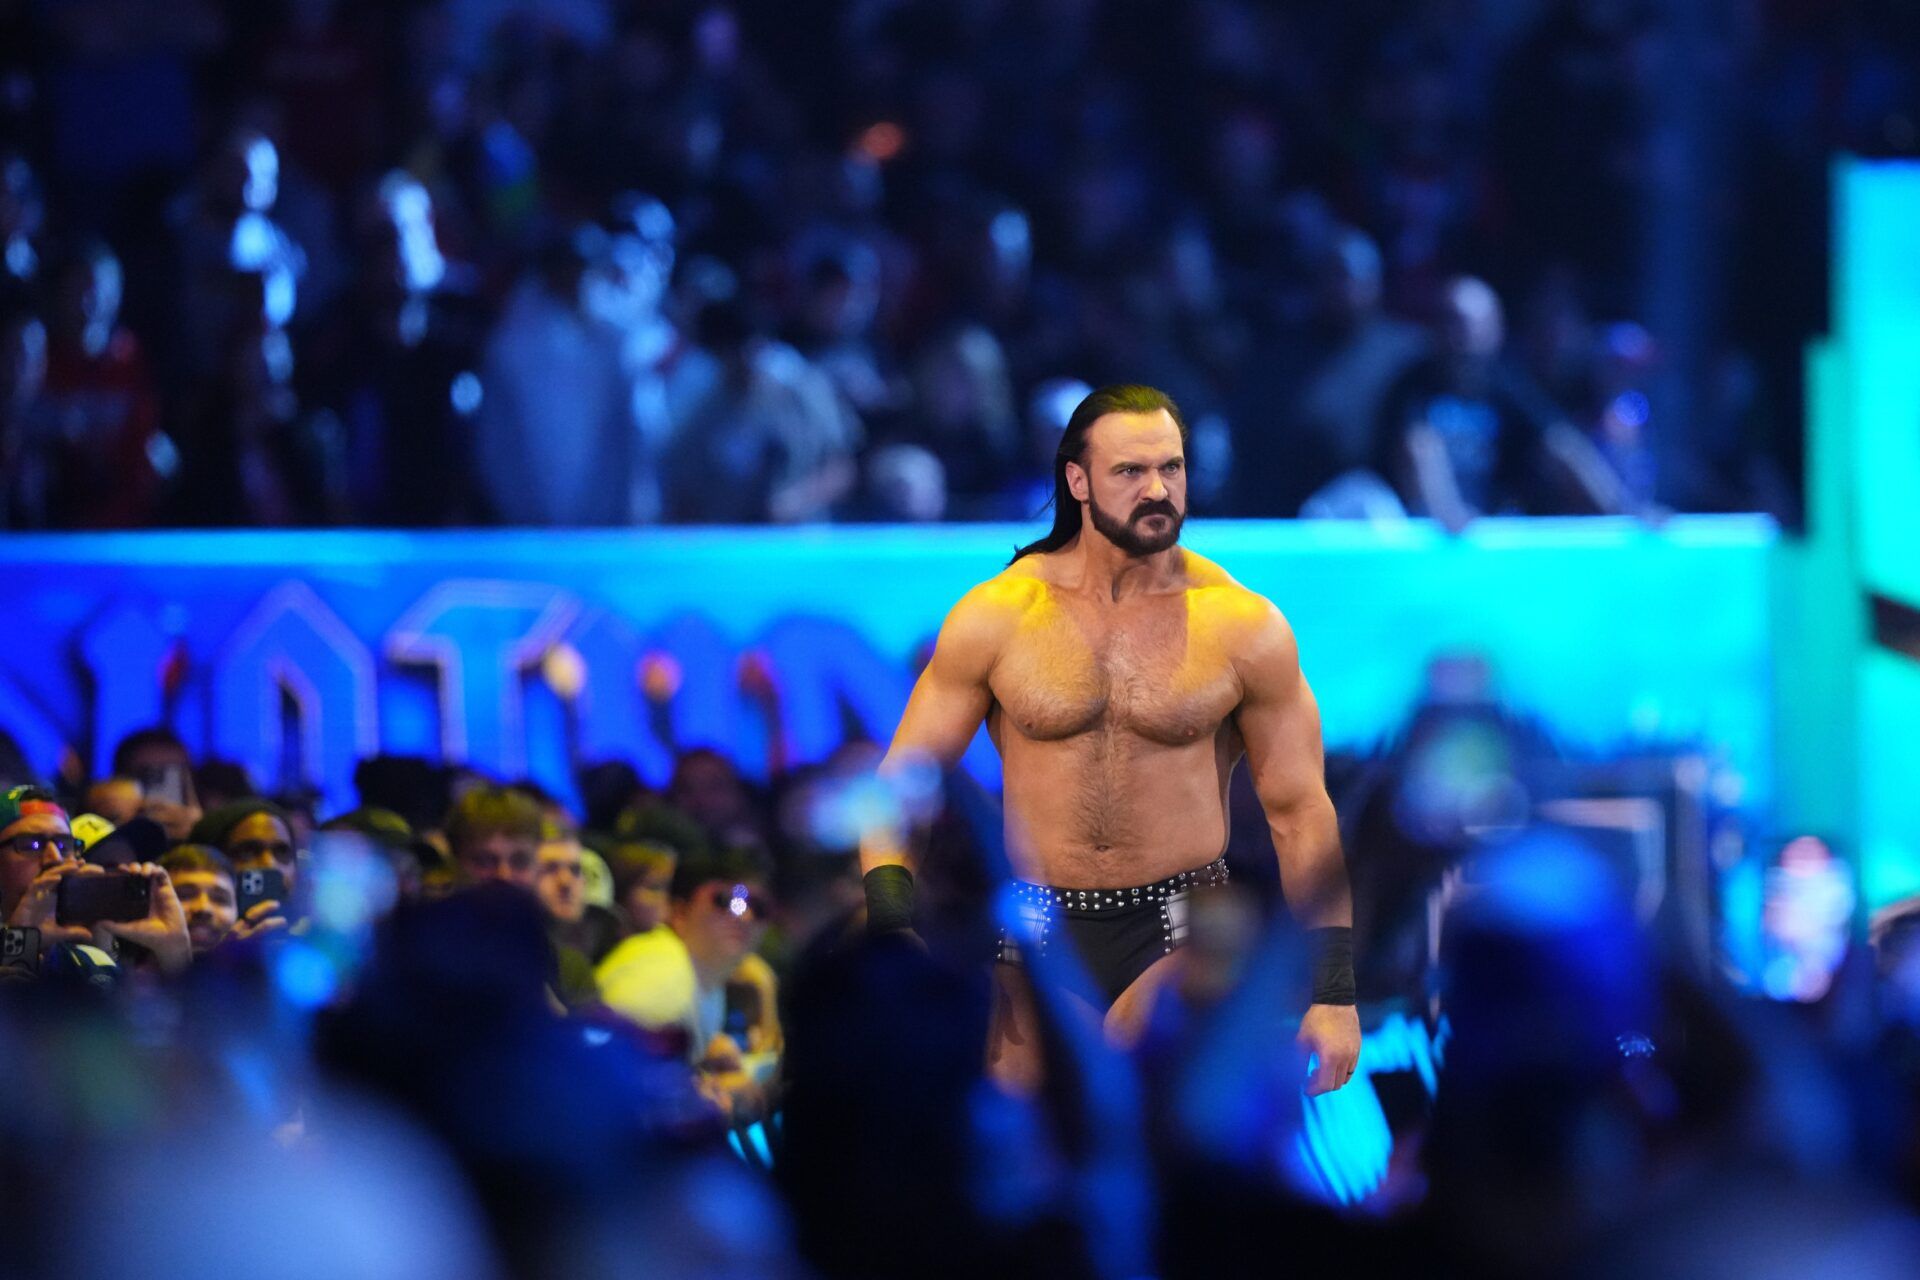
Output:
[{"xmin": 1070, "ymin": 409, "xmax": 1186, "ymax": 557}]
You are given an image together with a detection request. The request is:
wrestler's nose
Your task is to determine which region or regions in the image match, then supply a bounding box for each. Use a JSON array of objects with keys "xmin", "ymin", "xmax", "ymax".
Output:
[{"xmin": 1143, "ymin": 472, "xmax": 1168, "ymax": 501}]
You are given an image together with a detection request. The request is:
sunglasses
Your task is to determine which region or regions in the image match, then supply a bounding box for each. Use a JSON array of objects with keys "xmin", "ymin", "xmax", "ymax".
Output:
[
  {"xmin": 2, "ymin": 833, "xmax": 82, "ymax": 859},
  {"xmin": 708, "ymin": 884, "xmax": 771, "ymax": 922}
]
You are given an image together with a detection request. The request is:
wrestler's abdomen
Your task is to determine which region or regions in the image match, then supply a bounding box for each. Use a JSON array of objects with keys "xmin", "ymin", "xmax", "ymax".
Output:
[{"xmin": 990, "ymin": 589, "xmax": 1242, "ymax": 888}]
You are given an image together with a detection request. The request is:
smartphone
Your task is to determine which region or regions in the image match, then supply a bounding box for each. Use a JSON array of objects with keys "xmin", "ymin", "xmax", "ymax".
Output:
[
  {"xmin": 0, "ymin": 926, "xmax": 39, "ymax": 972},
  {"xmin": 56, "ymin": 872, "xmax": 152, "ymax": 926},
  {"xmin": 724, "ymin": 978, "xmax": 763, "ymax": 1053},
  {"xmin": 235, "ymin": 866, "xmax": 288, "ymax": 919},
  {"xmin": 133, "ymin": 762, "xmax": 189, "ymax": 808}
]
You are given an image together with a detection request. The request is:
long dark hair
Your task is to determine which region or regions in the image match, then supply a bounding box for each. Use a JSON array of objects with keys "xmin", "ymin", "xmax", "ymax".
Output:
[{"xmin": 1008, "ymin": 383, "xmax": 1189, "ymax": 564}]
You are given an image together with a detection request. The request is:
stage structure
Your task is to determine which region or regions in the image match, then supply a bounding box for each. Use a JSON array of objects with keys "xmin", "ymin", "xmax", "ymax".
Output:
[{"xmin": 0, "ymin": 518, "xmax": 1776, "ymax": 825}]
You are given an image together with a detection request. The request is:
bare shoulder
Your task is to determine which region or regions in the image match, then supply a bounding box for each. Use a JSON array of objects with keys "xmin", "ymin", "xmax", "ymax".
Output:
[
  {"xmin": 931, "ymin": 561, "xmax": 1046, "ymax": 671},
  {"xmin": 1180, "ymin": 553, "xmax": 1301, "ymax": 689},
  {"xmin": 958, "ymin": 559, "xmax": 1049, "ymax": 625}
]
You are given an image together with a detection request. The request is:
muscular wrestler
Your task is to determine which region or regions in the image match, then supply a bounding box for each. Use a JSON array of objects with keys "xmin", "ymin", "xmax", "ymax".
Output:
[{"xmin": 866, "ymin": 383, "xmax": 1362, "ymax": 1095}]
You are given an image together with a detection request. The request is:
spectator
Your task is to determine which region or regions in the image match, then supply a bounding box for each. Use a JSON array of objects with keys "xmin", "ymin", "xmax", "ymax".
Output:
[
  {"xmin": 473, "ymin": 224, "xmax": 646, "ymax": 526},
  {"xmin": 584, "ymin": 192, "xmax": 678, "ymax": 518},
  {"xmin": 169, "ymin": 128, "xmax": 308, "ymax": 387},
  {"xmin": 194, "ymin": 758, "xmax": 258, "ymax": 812},
  {"xmin": 995, "ymin": 375, "xmax": 1091, "ymax": 520},
  {"xmin": 1378, "ymin": 275, "xmax": 1623, "ymax": 530},
  {"xmin": 576, "ymin": 759, "xmax": 650, "ymax": 836},
  {"xmin": 906, "ymin": 322, "xmax": 1017, "ymax": 515},
  {"xmin": 160, "ymin": 844, "xmax": 241, "ymax": 955},
  {"xmin": 82, "ymin": 776, "xmax": 143, "ymax": 827},
  {"xmin": 661, "ymin": 297, "xmax": 862, "ymax": 524},
  {"xmin": 789, "ymin": 237, "xmax": 902, "ymax": 424},
  {"xmin": 0, "ymin": 784, "xmax": 77, "ymax": 925},
  {"xmin": 191, "ymin": 798, "xmax": 299, "ymax": 894},
  {"xmin": 443, "ymin": 784, "xmax": 543, "ymax": 890},
  {"xmin": 606, "ymin": 838, "xmax": 678, "ymax": 935},
  {"xmin": 1581, "ymin": 321, "xmax": 1663, "ymax": 513},
  {"xmin": 318, "ymin": 806, "xmax": 436, "ymax": 901},
  {"xmin": 352, "ymin": 754, "xmax": 451, "ymax": 840},
  {"xmin": 3, "ymin": 784, "xmax": 192, "ymax": 975},
  {"xmin": 440, "ymin": 784, "xmax": 603, "ymax": 1005},
  {"xmin": 666, "ymin": 747, "xmax": 763, "ymax": 849},
  {"xmin": 534, "ymin": 827, "xmax": 623, "ymax": 964},
  {"xmin": 109, "ymin": 726, "xmax": 203, "ymax": 843},
  {"xmin": 596, "ymin": 846, "xmax": 780, "ymax": 1068},
  {"xmin": 302, "ymin": 171, "xmax": 482, "ymax": 525},
  {"xmin": 0, "ymin": 152, "xmax": 42, "ymax": 291},
  {"xmin": 0, "ymin": 295, "xmax": 51, "ymax": 528},
  {"xmin": 40, "ymin": 240, "xmax": 171, "ymax": 527},
  {"xmin": 1243, "ymin": 227, "xmax": 1428, "ymax": 516},
  {"xmin": 171, "ymin": 289, "xmax": 343, "ymax": 526},
  {"xmin": 855, "ymin": 441, "xmax": 947, "ymax": 523}
]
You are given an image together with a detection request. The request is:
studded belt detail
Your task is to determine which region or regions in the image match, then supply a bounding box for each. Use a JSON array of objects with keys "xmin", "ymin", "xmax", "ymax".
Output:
[{"xmin": 1010, "ymin": 856, "xmax": 1230, "ymax": 914}]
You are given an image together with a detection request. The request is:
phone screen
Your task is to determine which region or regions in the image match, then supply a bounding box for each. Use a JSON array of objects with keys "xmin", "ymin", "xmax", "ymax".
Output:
[{"xmin": 56, "ymin": 872, "xmax": 153, "ymax": 926}]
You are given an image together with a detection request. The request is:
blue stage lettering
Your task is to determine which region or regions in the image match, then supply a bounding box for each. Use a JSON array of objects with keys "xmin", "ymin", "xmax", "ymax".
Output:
[
  {"xmin": 0, "ymin": 521, "xmax": 1779, "ymax": 821},
  {"xmin": 215, "ymin": 582, "xmax": 379, "ymax": 806}
]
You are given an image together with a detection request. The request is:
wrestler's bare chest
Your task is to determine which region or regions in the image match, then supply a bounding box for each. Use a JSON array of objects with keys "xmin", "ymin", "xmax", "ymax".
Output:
[{"xmin": 987, "ymin": 588, "xmax": 1243, "ymax": 747}]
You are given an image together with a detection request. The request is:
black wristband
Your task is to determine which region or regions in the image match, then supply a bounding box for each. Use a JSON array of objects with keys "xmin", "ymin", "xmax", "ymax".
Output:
[
  {"xmin": 1307, "ymin": 926, "xmax": 1357, "ymax": 1006},
  {"xmin": 863, "ymin": 865, "xmax": 916, "ymax": 935}
]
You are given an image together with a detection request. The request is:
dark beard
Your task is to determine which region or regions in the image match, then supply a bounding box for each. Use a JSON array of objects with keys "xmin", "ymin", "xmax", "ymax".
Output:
[{"xmin": 1087, "ymin": 491, "xmax": 1183, "ymax": 557}]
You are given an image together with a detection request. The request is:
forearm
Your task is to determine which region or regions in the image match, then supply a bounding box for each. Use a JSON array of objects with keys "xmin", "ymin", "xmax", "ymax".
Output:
[
  {"xmin": 860, "ymin": 748, "xmax": 914, "ymax": 874},
  {"xmin": 1544, "ymin": 423, "xmax": 1626, "ymax": 514},
  {"xmin": 1267, "ymin": 792, "xmax": 1351, "ymax": 930}
]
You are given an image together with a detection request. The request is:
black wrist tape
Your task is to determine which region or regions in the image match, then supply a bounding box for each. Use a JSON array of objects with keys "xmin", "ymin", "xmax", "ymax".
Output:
[
  {"xmin": 863, "ymin": 865, "xmax": 916, "ymax": 935},
  {"xmin": 1307, "ymin": 926, "xmax": 1357, "ymax": 1005}
]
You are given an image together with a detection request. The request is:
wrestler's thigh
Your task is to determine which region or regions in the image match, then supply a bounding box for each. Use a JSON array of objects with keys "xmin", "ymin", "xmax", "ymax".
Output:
[{"xmin": 1103, "ymin": 948, "xmax": 1186, "ymax": 1050}]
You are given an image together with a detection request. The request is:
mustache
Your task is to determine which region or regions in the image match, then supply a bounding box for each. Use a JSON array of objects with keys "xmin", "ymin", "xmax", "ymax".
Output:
[{"xmin": 1132, "ymin": 500, "xmax": 1179, "ymax": 521}]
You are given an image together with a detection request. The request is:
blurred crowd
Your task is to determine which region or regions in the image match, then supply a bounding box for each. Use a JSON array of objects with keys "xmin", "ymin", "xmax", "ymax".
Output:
[
  {"xmin": 6, "ymin": 658, "xmax": 1920, "ymax": 1277},
  {"xmin": 3, "ymin": 0, "xmax": 1908, "ymax": 530}
]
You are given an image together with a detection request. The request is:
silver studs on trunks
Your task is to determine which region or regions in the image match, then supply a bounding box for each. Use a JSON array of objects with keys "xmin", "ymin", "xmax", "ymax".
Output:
[{"xmin": 1008, "ymin": 857, "xmax": 1230, "ymax": 913}]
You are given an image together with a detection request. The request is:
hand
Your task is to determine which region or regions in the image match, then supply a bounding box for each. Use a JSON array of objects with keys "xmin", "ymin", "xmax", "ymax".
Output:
[
  {"xmin": 7, "ymin": 860, "xmax": 98, "ymax": 949},
  {"xmin": 699, "ymin": 1032, "xmax": 744, "ymax": 1076},
  {"xmin": 736, "ymin": 650, "xmax": 781, "ymax": 709},
  {"xmin": 94, "ymin": 863, "xmax": 193, "ymax": 977},
  {"xmin": 639, "ymin": 652, "xmax": 682, "ymax": 704},
  {"xmin": 229, "ymin": 899, "xmax": 289, "ymax": 944},
  {"xmin": 1298, "ymin": 1002, "xmax": 1362, "ymax": 1096}
]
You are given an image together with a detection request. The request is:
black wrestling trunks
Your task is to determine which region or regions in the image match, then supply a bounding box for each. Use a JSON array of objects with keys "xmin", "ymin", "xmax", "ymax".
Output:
[{"xmin": 995, "ymin": 857, "xmax": 1231, "ymax": 1008}]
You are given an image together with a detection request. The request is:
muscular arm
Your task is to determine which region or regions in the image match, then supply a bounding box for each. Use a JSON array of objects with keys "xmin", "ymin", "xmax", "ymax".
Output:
[
  {"xmin": 1232, "ymin": 604, "xmax": 1350, "ymax": 931},
  {"xmin": 1234, "ymin": 601, "xmax": 1360, "ymax": 1093},
  {"xmin": 867, "ymin": 586, "xmax": 1004, "ymax": 873}
]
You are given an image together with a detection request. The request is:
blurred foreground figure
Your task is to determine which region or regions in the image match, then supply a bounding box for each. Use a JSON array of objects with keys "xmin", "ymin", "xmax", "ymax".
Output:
[{"xmin": 867, "ymin": 383, "xmax": 1360, "ymax": 1093}]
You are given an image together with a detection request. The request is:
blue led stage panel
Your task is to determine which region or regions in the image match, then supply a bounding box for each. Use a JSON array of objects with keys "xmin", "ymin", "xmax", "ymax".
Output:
[{"xmin": 0, "ymin": 517, "xmax": 1776, "ymax": 816}]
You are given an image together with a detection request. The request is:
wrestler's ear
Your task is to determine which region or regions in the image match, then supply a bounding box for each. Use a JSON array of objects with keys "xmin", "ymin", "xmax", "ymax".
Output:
[{"xmin": 1064, "ymin": 458, "xmax": 1090, "ymax": 504}]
